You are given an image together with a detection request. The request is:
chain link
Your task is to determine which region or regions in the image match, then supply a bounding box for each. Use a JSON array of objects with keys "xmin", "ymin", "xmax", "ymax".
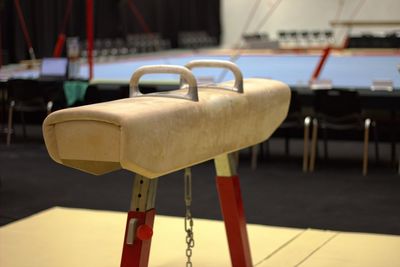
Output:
[{"xmin": 184, "ymin": 168, "xmax": 194, "ymax": 267}]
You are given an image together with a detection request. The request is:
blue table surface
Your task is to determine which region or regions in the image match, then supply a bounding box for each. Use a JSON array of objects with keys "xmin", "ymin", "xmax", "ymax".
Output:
[{"xmin": 12, "ymin": 53, "xmax": 400, "ymax": 89}]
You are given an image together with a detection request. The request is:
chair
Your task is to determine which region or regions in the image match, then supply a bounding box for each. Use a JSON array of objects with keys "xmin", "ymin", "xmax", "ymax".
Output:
[
  {"xmin": 84, "ymin": 83, "xmax": 128, "ymax": 104},
  {"xmin": 300, "ymin": 31, "xmax": 310, "ymax": 47},
  {"xmin": 251, "ymin": 90, "xmax": 311, "ymax": 171},
  {"xmin": 277, "ymin": 31, "xmax": 288, "ymax": 47},
  {"xmin": 323, "ymin": 30, "xmax": 334, "ymax": 45},
  {"xmin": 0, "ymin": 81, "xmax": 7, "ymax": 128},
  {"xmin": 289, "ymin": 31, "xmax": 299, "ymax": 46},
  {"xmin": 280, "ymin": 91, "xmax": 312, "ymax": 172},
  {"xmin": 6, "ymin": 79, "xmax": 53, "ymax": 145},
  {"xmin": 309, "ymin": 89, "xmax": 375, "ymax": 175}
]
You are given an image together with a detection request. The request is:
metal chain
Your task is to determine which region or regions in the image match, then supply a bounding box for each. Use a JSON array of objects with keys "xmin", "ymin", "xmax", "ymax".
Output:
[{"xmin": 184, "ymin": 168, "xmax": 195, "ymax": 267}]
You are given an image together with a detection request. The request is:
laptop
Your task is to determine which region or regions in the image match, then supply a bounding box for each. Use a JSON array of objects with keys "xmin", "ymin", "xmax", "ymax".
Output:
[{"xmin": 39, "ymin": 57, "xmax": 68, "ymax": 81}]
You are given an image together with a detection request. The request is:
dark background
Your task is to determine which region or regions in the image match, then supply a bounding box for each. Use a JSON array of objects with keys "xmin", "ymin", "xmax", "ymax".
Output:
[{"xmin": 0, "ymin": 0, "xmax": 221, "ymax": 64}]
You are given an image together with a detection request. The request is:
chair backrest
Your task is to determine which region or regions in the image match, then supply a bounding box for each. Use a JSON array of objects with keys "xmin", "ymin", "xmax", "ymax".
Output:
[
  {"xmin": 7, "ymin": 79, "xmax": 43, "ymax": 102},
  {"xmin": 314, "ymin": 89, "xmax": 361, "ymax": 118},
  {"xmin": 84, "ymin": 83, "xmax": 128, "ymax": 104},
  {"xmin": 288, "ymin": 90, "xmax": 301, "ymax": 114}
]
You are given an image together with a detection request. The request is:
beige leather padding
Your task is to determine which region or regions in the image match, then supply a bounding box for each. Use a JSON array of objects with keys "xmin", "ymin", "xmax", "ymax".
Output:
[{"xmin": 43, "ymin": 78, "xmax": 290, "ymax": 178}]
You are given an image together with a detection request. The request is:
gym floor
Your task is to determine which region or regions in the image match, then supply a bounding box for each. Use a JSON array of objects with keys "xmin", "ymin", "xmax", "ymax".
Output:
[{"xmin": 1, "ymin": 125, "xmax": 399, "ymax": 235}]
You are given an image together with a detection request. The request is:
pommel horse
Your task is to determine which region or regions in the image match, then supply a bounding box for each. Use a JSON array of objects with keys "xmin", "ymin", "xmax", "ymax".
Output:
[{"xmin": 42, "ymin": 60, "xmax": 290, "ymax": 267}]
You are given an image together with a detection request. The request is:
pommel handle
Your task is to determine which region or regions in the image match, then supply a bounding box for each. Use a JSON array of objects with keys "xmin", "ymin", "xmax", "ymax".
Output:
[
  {"xmin": 185, "ymin": 60, "xmax": 244, "ymax": 93},
  {"xmin": 130, "ymin": 65, "xmax": 199, "ymax": 101}
]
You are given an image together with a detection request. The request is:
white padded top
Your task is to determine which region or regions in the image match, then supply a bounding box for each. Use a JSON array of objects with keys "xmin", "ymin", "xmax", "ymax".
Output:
[{"xmin": 43, "ymin": 78, "xmax": 290, "ymax": 178}]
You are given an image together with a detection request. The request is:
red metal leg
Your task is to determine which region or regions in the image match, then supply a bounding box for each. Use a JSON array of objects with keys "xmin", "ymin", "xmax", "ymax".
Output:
[
  {"xmin": 121, "ymin": 209, "xmax": 156, "ymax": 267},
  {"xmin": 216, "ymin": 175, "xmax": 252, "ymax": 267},
  {"xmin": 121, "ymin": 175, "xmax": 157, "ymax": 267}
]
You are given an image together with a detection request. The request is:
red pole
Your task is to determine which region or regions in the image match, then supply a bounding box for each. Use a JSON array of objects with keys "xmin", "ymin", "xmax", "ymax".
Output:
[
  {"xmin": 86, "ymin": 0, "xmax": 94, "ymax": 80},
  {"xmin": 310, "ymin": 46, "xmax": 331, "ymax": 81},
  {"xmin": 53, "ymin": 34, "xmax": 66, "ymax": 57},
  {"xmin": 53, "ymin": 0, "xmax": 74, "ymax": 57},
  {"xmin": 13, "ymin": 0, "xmax": 35, "ymax": 60},
  {"xmin": 127, "ymin": 0, "xmax": 152, "ymax": 34}
]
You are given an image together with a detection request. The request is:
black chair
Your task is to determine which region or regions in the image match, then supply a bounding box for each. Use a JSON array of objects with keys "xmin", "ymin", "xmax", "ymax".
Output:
[
  {"xmin": 301, "ymin": 31, "xmax": 310, "ymax": 43},
  {"xmin": 309, "ymin": 89, "xmax": 376, "ymax": 175},
  {"xmin": 0, "ymin": 81, "xmax": 7, "ymax": 128},
  {"xmin": 84, "ymin": 83, "xmax": 129, "ymax": 104},
  {"xmin": 6, "ymin": 79, "xmax": 53, "ymax": 145},
  {"xmin": 251, "ymin": 91, "xmax": 311, "ymax": 171},
  {"xmin": 280, "ymin": 91, "xmax": 312, "ymax": 171},
  {"xmin": 278, "ymin": 31, "xmax": 288, "ymax": 42}
]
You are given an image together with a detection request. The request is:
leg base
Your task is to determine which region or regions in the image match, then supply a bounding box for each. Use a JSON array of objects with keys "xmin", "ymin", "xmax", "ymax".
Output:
[{"xmin": 120, "ymin": 209, "xmax": 156, "ymax": 267}]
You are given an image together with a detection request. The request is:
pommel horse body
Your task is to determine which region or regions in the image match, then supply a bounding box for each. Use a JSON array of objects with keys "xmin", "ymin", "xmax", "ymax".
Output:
[{"xmin": 42, "ymin": 60, "xmax": 290, "ymax": 267}]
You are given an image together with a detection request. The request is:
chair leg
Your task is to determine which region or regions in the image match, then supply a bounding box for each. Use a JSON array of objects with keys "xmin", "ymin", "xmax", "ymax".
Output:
[
  {"xmin": 6, "ymin": 101, "xmax": 15, "ymax": 146},
  {"xmin": 20, "ymin": 111, "xmax": 27, "ymax": 139},
  {"xmin": 251, "ymin": 144, "xmax": 259, "ymax": 170},
  {"xmin": 264, "ymin": 140, "xmax": 270, "ymax": 157},
  {"xmin": 284, "ymin": 130, "xmax": 290, "ymax": 156},
  {"xmin": 363, "ymin": 119, "xmax": 371, "ymax": 176},
  {"xmin": 233, "ymin": 151, "xmax": 240, "ymax": 167},
  {"xmin": 309, "ymin": 118, "xmax": 318, "ymax": 172},
  {"xmin": 373, "ymin": 121, "xmax": 379, "ymax": 164},
  {"xmin": 285, "ymin": 138, "xmax": 289, "ymax": 156},
  {"xmin": 398, "ymin": 159, "xmax": 400, "ymax": 175},
  {"xmin": 260, "ymin": 141, "xmax": 264, "ymax": 160},
  {"xmin": 323, "ymin": 128, "xmax": 328, "ymax": 161},
  {"xmin": 47, "ymin": 101, "xmax": 53, "ymax": 115},
  {"xmin": 303, "ymin": 117, "xmax": 311, "ymax": 172},
  {"xmin": 391, "ymin": 128, "xmax": 397, "ymax": 166}
]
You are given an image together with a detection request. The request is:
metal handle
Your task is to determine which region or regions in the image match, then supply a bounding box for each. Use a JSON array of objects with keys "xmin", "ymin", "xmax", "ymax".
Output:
[
  {"xmin": 130, "ymin": 65, "xmax": 199, "ymax": 101},
  {"xmin": 184, "ymin": 60, "xmax": 244, "ymax": 93}
]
